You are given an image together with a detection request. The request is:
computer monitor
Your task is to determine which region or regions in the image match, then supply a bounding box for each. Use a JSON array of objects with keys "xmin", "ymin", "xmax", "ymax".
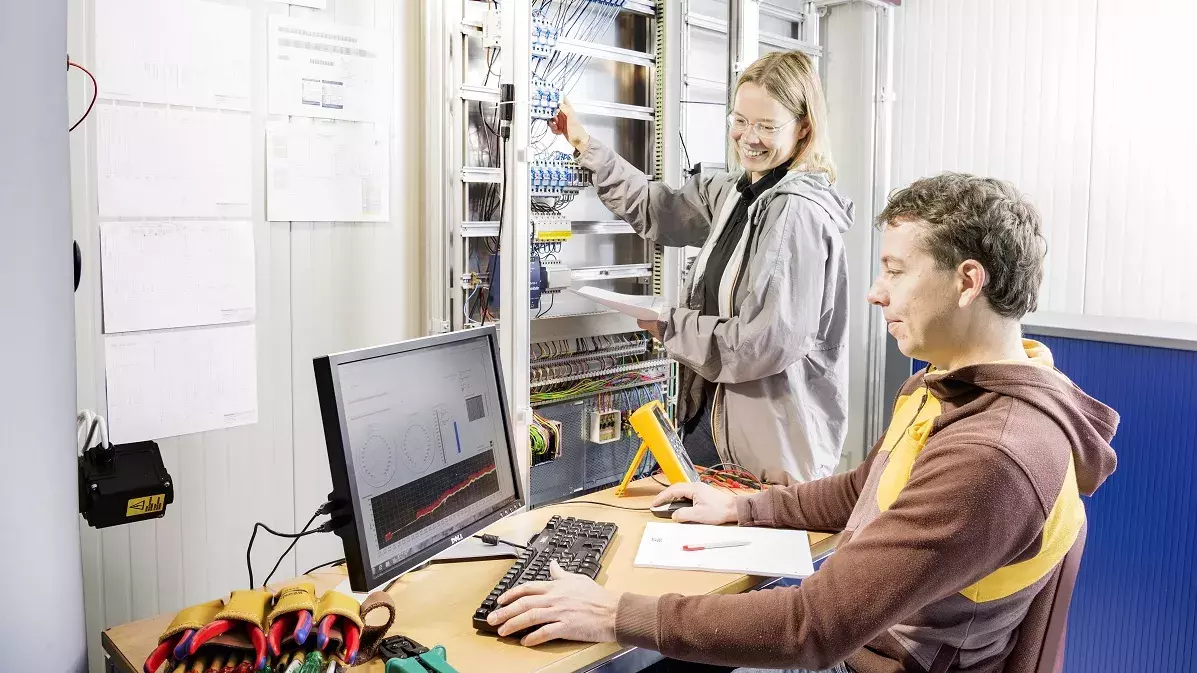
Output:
[{"xmin": 313, "ymin": 326, "xmax": 524, "ymax": 592}]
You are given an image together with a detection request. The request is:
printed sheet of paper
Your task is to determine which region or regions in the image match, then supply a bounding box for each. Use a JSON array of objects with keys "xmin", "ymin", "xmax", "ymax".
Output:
[
  {"xmin": 95, "ymin": 0, "xmax": 251, "ymax": 110},
  {"xmin": 97, "ymin": 105, "xmax": 252, "ymax": 218},
  {"xmin": 268, "ymin": 16, "xmax": 388, "ymax": 122},
  {"xmin": 100, "ymin": 221, "xmax": 256, "ymax": 334},
  {"xmin": 266, "ymin": 121, "xmax": 390, "ymax": 222},
  {"xmin": 571, "ymin": 286, "xmax": 667, "ymax": 321},
  {"xmin": 633, "ymin": 522, "xmax": 815, "ymax": 579},
  {"xmin": 104, "ymin": 324, "xmax": 258, "ymax": 443}
]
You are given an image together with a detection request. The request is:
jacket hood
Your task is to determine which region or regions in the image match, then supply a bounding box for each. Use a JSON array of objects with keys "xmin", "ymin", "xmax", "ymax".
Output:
[
  {"xmin": 925, "ymin": 340, "xmax": 1119, "ymax": 496},
  {"xmin": 764, "ymin": 171, "xmax": 854, "ymax": 234}
]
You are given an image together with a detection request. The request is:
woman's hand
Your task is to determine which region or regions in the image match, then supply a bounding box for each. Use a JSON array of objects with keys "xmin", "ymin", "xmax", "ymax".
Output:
[
  {"xmin": 636, "ymin": 319, "xmax": 665, "ymax": 341},
  {"xmin": 653, "ymin": 482, "xmax": 740, "ymax": 525},
  {"xmin": 548, "ymin": 99, "xmax": 590, "ymax": 152}
]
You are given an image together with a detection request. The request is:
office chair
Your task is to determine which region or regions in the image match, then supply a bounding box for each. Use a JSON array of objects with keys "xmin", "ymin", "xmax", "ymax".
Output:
[{"xmin": 1004, "ymin": 522, "xmax": 1088, "ymax": 673}]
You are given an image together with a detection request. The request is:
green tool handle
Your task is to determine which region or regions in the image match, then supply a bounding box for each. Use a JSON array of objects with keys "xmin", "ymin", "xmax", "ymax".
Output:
[
  {"xmin": 385, "ymin": 658, "xmax": 429, "ymax": 673},
  {"xmin": 417, "ymin": 646, "xmax": 458, "ymax": 673}
]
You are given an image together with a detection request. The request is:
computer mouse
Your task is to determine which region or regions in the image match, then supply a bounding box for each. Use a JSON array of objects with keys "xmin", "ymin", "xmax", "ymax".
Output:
[{"xmin": 649, "ymin": 498, "xmax": 693, "ymax": 518}]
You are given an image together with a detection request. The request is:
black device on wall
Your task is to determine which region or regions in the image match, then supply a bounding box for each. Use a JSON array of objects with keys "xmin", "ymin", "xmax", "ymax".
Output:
[{"xmin": 78, "ymin": 440, "xmax": 174, "ymax": 529}]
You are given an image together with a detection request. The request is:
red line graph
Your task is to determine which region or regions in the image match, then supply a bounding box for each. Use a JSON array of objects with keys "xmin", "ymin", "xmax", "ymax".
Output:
[{"xmin": 382, "ymin": 462, "xmax": 496, "ymax": 542}]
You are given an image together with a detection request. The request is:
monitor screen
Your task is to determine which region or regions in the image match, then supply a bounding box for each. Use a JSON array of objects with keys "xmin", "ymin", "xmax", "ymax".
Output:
[{"xmin": 314, "ymin": 326, "xmax": 523, "ymax": 591}]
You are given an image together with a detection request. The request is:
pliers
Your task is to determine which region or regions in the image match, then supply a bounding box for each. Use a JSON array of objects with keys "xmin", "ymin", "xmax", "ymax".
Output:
[{"xmin": 379, "ymin": 636, "xmax": 459, "ymax": 673}]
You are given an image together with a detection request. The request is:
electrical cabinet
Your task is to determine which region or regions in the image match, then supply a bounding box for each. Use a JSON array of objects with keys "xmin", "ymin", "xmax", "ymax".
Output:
[{"xmin": 426, "ymin": 0, "xmax": 829, "ymax": 505}]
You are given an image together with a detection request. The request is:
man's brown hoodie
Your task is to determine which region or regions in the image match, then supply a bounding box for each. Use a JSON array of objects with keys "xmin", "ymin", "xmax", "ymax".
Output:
[{"xmin": 614, "ymin": 341, "xmax": 1119, "ymax": 672}]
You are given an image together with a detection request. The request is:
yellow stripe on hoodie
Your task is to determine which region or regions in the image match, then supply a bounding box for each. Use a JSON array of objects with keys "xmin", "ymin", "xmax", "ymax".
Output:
[{"xmin": 875, "ymin": 340, "xmax": 1086, "ymax": 603}]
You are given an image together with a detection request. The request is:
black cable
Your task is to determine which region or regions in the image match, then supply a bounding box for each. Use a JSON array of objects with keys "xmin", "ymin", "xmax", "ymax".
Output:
[
  {"xmin": 680, "ymin": 99, "xmax": 727, "ymax": 105},
  {"xmin": 247, "ymin": 505, "xmax": 336, "ymax": 588},
  {"xmin": 481, "ymin": 136, "xmax": 508, "ymax": 326},
  {"xmin": 473, "ymin": 533, "xmax": 529, "ymax": 550},
  {"xmin": 261, "ymin": 511, "xmax": 321, "ymax": 588},
  {"xmin": 535, "ymin": 292, "xmax": 555, "ymax": 319},
  {"xmin": 546, "ymin": 500, "xmax": 650, "ymax": 511},
  {"xmin": 679, "ymin": 130, "xmax": 693, "ymax": 173},
  {"xmin": 82, "ymin": 417, "xmax": 99, "ymax": 455},
  {"xmin": 68, "ymin": 61, "xmax": 98, "ymax": 132},
  {"xmin": 702, "ymin": 462, "xmax": 764, "ymax": 488},
  {"xmin": 303, "ymin": 558, "xmax": 346, "ymax": 577}
]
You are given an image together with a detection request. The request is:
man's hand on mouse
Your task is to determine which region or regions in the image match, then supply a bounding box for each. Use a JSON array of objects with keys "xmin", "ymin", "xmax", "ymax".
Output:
[{"xmin": 652, "ymin": 482, "xmax": 740, "ymax": 524}]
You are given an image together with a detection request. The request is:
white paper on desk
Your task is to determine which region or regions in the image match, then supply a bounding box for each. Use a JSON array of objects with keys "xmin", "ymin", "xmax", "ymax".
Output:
[
  {"xmin": 100, "ymin": 221, "xmax": 256, "ymax": 333},
  {"xmin": 268, "ymin": 16, "xmax": 389, "ymax": 122},
  {"xmin": 634, "ymin": 522, "xmax": 814, "ymax": 579},
  {"xmin": 571, "ymin": 286, "xmax": 667, "ymax": 321},
  {"xmin": 96, "ymin": 0, "xmax": 251, "ymax": 110},
  {"xmin": 267, "ymin": 121, "xmax": 390, "ymax": 222},
  {"xmin": 104, "ymin": 324, "xmax": 258, "ymax": 443},
  {"xmin": 97, "ymin": 105, "xmax": 252, "ymax": 218}
]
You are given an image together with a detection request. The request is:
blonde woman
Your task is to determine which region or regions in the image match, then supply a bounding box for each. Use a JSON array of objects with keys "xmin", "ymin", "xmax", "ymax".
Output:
[{"xmin": 550, "ymin": 51, "xmax": 853, "ymax": 484}]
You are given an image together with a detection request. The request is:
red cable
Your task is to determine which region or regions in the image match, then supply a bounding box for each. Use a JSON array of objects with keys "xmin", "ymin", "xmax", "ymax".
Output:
[{"xmin": 68, "ymin": 60, "xmax": 98, "ymax": 132}]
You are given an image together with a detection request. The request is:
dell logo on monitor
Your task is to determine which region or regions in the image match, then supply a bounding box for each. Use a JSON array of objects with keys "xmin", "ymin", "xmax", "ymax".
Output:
[{"xmin": 451, "ymin": 533, "xmax": 464, "ymax": 544}]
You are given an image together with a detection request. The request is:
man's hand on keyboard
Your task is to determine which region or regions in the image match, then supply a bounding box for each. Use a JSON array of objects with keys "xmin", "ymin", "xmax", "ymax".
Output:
[
  {"xmin": 653, "ymin": 482, "xmax": 739, "ymax": 524},
  {"xmin": 487, "ymin": 560, "xmax": 620, "ymax": 646}
]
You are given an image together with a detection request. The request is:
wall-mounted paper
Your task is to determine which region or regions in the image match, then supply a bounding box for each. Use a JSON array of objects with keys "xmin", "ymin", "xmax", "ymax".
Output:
[
  {"xmin": 104, "ymin": 324, "xmax": 258, "ymax": 444},
  {"xmin": 100, "ymin": 221, "xmax": 256, "ymax": 334},
  {"xmin": 268, "ymin": 16, "xmax": 388, "ymax": 122},
  {"xmin": 97, "ymin": 105, "xmax": 252, "ymax": 218},
  {"xmin": 96, "ymin": 0, "xmax": 251, "ymax": 110},
  {"xmin": 267, "ymin": 121, "xmax": 390, "ymax": 222}
]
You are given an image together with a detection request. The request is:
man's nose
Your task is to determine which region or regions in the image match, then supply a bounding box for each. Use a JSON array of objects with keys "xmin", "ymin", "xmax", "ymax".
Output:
[{"xmin": 867, "ymin": 280, "xmax": 886, "ymax": 306}]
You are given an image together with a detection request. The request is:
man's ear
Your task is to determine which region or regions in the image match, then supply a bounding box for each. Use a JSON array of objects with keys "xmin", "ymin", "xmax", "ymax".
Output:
[{"xmin": 957, "ymin": 259, "xmax": 987, "ymax": 308}]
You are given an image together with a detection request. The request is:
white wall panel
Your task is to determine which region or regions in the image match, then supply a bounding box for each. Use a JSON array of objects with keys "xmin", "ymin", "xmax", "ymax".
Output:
[
  {"xmin": 69, "ymin": 1, "xmax": 423, "ymax": 671},
  {"xmin": 1084, "ymin": 0, "xmax": 1197, "ymax": 323},
  {"xmin": 895, "ymin": 0, "xmax": 1196, "ymax": 325},
  {"xmin": 823, "ymin": 2, "xmax": 880, "ymax": 466},
  {"xmin": 893, "ymin": 0, "xmax": 1098, "ymax": 315}
]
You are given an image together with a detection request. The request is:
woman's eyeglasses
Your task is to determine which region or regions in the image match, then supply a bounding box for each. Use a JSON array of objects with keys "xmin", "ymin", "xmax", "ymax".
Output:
[{"xmin": 727, "ymin": 114, "xmax": 799, "ymax": 139}]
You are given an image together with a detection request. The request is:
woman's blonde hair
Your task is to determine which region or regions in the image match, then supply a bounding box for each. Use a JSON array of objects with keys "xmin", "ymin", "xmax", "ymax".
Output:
[{"xmin": 728, "ymin": 50, "xmax": 836, "ymax": 182}]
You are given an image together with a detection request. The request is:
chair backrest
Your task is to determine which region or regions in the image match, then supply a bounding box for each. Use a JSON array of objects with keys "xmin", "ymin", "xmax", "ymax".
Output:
[{"xmin": 1005, "ymin": 523, "xmax": 1088, "ymax": 673}]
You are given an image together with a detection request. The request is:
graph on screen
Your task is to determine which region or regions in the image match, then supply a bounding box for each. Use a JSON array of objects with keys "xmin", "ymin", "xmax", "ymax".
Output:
[{"xmin": 370, "ymin": 450, "xmax": 499, "ymax": 549}]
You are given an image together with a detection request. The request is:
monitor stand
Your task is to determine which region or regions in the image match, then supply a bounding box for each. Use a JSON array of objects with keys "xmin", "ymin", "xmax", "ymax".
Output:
[
  {"xmin": 333, "ymin": 538, "xmax": 522, "ymax": 599},
  {"xmin": 430, "ymin": 535, "xmax": 522, "ymax": 563}
]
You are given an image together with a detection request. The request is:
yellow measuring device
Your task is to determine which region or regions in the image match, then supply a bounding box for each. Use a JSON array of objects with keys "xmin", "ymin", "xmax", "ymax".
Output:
[{"xmin": 615, "ymin": 400, "xmax": 702, "ymax": 496}]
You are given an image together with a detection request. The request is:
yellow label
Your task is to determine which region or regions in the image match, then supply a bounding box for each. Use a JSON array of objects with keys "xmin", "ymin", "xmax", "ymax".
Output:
[{"xmin": 126, "ymin": 494, "xmax": 165, "ymax": 516}]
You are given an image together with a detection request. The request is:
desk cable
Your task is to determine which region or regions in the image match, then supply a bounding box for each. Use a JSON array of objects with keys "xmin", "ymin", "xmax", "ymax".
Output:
[{"xmin": 247, "ymin": 500, "xmax": 339, "ymax": 589}]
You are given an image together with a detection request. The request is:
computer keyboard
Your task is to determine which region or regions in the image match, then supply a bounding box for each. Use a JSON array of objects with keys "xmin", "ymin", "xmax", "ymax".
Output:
[{"xmin": 472, "ymin": 514, "xmax": 617, "ymax": 633}]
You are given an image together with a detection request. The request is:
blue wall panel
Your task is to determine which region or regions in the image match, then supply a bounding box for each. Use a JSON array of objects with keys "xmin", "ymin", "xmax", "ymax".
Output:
[
  {"xmin": 912, "ymin": 335, "xmax": 1197, "ymax": 670},
  {"xmin": 1025, "ymin": 335, "xmax": 1197, "ymax": 672}
]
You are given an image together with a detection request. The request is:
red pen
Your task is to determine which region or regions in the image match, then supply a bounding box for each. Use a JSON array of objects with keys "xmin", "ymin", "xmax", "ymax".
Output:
[{"xmin": 682, "ymin": 540, "xmax": 750, "ymax": 551}]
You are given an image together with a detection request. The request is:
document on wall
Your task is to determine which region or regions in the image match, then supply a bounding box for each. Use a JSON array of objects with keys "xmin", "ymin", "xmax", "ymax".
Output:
[
  {"xmin": 266, "ymin": 121, "xmax": 389, "ymax": 222},
  {"xmin": 95, "ymin": 0, "xmax": 251, "ymax": 110},
  {"xmin": 571, "ymin": 286, "xmax": 667, "ymax": 321},
  {"xmin": 97, "ymin": 105, "xmax": 252, "ymax": 218},
  {"xmin": 268, "ymin": 16, "xmax": 389, "ymax": 122},
  {"xmin": 634, "ymin": 522, "xmax": 814, "ymax": 579},
  {"xmin": 104, "ymin": 324, "xmax": 258, "ymax": 444},
  {"xmin": 100, "ymin": 221, "xmax": 256, "ymax": 334}
]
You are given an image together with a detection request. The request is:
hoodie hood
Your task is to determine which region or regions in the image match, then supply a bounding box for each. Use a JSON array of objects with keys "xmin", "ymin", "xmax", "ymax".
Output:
[
  {"xmin": 925, "ymin": 339, "xmax": 1119, "ymax": 495},
  {"xmin": 763, "ymin": 170, "xmax": 854, "ymax": 234}
]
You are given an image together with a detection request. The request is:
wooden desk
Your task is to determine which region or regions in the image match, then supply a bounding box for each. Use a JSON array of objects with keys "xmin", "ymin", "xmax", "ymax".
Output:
[{"xmin": 104, "ymin": 480, "xmax": 835, "ymax": 673}]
